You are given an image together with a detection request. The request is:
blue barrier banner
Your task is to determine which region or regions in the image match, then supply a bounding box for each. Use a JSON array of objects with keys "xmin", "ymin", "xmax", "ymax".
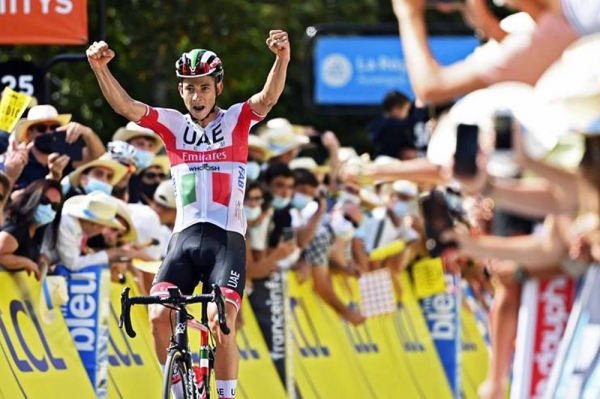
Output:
[
  {"xmin": 56, "ymin": 265, "xmax": 110, "ymax": 399},
  {"xmin": 314, "ymin": 35, "xmax": 479, "ymax": 105},
  {"xmin": 419, "ymin": 273, "xmax": 461, "ymax": 398}
]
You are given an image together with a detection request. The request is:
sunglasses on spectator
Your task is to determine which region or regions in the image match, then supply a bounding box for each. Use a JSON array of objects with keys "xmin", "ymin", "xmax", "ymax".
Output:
[
  {"xmin": 32, "ymin": 123, "xmax": 61, "ymax": 133},
  {"xmin": 40, "ymin": 196, "xmax": 61, "ymax": 212},
  {"xmin": 142, "ymin": 172, "xmax": 167, "ymax": 180},
  {"xmin": 246, "ymin": 195, "xmax": 263, "ymax": 203},
  {"xmin": 343, "ymin": 214, "xmax": 359, "ymax": 228},
  {"xmin": 0, "ymin": 193, "xmax": 5, "ymax": 203}
]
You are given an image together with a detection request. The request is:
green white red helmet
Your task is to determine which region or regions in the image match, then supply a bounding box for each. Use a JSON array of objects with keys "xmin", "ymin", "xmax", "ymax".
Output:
[{"xmin": 175, "ymin": 49, "xmax": 224, "ymax": 83}]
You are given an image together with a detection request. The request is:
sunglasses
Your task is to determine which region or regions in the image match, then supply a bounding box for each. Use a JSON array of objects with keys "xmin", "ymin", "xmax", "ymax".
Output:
[
  {"xmin": 343, "ymin": 214, "xmax": 359, "ymax": 229},
  {"xmin": 40, "ymin": 196, "xmax": 61, "ymax": 212},
  {"xmin": 0, "ymin": 193, "xmax": 5, "ymax": 203},
  {"xmin": 32, "ymin": 123, "xmax": 61, "ymax": 133},
  {"xmin": 142, "ymin": 172, "xmax": 167, "ymax": 180}
]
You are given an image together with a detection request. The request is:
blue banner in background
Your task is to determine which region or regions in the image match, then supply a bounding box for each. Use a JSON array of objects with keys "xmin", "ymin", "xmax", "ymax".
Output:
[
  {"xmin": 419, "ymin": 273, "xmax": 461, "ymax": 398},
  {"xmin": 55, "ymin": 264, "xmax": 110, "ymax": 399},
  {"xmin": 314, "ymin": 35, "xmax": 479, "ymax": 105}
]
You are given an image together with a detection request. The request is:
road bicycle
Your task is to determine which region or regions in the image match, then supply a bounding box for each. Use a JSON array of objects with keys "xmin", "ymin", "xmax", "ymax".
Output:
[{"xmin": 119, "ymin": 284, "xmax": 230, "ymax": 399}]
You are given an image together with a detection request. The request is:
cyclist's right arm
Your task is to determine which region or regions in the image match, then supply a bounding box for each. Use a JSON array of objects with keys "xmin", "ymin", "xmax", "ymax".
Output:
[{"xmin": 87, "ymin": 41, "xmax": 147, "ymax": 123}]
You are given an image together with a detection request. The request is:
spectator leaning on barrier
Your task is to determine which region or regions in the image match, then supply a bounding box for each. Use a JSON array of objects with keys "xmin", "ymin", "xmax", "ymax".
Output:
[
  {"xmin": 42, "ymin": 191, "xmax": 140, "ymax": 273},
  {"xmin": 7, "ymin": 105, "xmax": 105, "ymax": 189},
  {"xmin": 0, "ymin": 179, "xmax": 63, "ymax": 280},
  {"xmin": 62, "ymin": 154, "xmax": 129, "ymax": 199},
  {"xmin": 303, "ymin": 201, "xmax": 366, "ymax": 325}
]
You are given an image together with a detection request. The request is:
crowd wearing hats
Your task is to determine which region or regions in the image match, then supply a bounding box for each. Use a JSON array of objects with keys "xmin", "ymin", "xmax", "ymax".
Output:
[{"xmin": 0, "ymin": 105, "xmax": 176, "ymax": 295}]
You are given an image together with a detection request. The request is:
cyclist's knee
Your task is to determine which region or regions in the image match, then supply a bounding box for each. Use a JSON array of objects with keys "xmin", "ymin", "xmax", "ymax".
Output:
[
  {"xmin": 149, "ymin": 304, "xmax": 171, "ymax": 328},
  {"xmin": 209, "ymin": 302, "xmax": 238, "ymax": 339}
]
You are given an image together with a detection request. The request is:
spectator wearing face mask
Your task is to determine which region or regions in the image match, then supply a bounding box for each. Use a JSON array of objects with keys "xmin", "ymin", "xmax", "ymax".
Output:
[
  {"xmin": 136, "ymin": 156, "xmax": 170, "ymax": 205},
  {"xmin": 42, "ymin": 191, "xmax": 141, "ymax": 272},
  {"xmin": 303, "ymin": 202, "xmax": 366, "ymax": 325},
  {"xmin": 62, "ymin": 154, "xmax": 128, "ymax": 199},
  {"xmin": 6, "ymin": 105, "xmax": 106, "ymax": 190},
  {"xmin": 0, "ymin": 179, "xmax": 63, "ymax": 280}
]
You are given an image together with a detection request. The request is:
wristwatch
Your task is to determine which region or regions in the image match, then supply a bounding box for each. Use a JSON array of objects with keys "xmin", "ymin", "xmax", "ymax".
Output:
[{"xmin": 512, "ymin": 265, "xmax": 529, "ymax": 283}]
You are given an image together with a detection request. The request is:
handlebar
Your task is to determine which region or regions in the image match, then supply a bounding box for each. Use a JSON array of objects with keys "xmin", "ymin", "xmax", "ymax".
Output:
[{"xmin": 119, "ymin": 285, "xmax": 230, "ymax": 338}]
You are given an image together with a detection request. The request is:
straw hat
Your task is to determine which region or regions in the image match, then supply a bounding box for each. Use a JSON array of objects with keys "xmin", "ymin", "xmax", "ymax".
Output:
[
  {"xmin": 141, "ymin": 155, "xmax": 170, "ymax": 175},
  {"xmin": 259, "ymin": 118, "xmax": 309, "ymax": 157},
  {"xmin": 115, "ymin": 199, "xmax": 138, "ymax": 242},
  {"xmin": 338, "ymin": 147, "xmax": 359, "ymax": 163},
  {"xmin": 248, "ymin": 134, "xmax": 274, "ymax": 162},
  {"xmin": 392, "ymin": 180, "xmax": 418, "ymax": 197},
  {"xmin": 289, "ymin": 157, "xmax": 331, "ymax": 174},
  {"xmin": 153, "ymin": 180, "xmax": 176, "ymax": 209},
  {"xmin": 68, "ymin": 154, "xmax": 129, "ymax": 187},
  {"xmin": 63, "ymin": 192, "xmax": 124, "ymax": 230},
  {"xmin": 113, "ymin": 122, "xmax": 163, "ymax": 153},
  {"xmin": 13, "ymin": 105, "xmax": 71, "ymax": 143}
]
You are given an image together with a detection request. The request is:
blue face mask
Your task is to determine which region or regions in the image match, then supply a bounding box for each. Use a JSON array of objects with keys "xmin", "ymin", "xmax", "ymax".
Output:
[
  {"xmin": 34, "ymin": 203, "xmax": 57, "ymax": 226},
  {"xmin": 85, "ymin": 177, "xmax": 113, "ymax": 195},
  {"xmin": 291, "ymin": 192, "xmax": 313, "ymax": 210},
  {"xmin": 244, "ymin": 206, "xmax": 262, "ymax": 222},
  {"xmin": 393, "ymin": 200, "xmax": 410, "ymax": 218},
  {"xmin": 135, "ymin": 150, "xmax": 155, "ymax": 170},
  {"xmin": 246, "ymin": 162, "xmax": 261, "ymax": 182},
  {"xmin": 271, "ymin": 194, "xmax": 291, "ymax": 210}
]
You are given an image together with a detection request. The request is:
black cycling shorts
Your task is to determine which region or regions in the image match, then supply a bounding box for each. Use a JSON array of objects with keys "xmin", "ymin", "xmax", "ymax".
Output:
[{"xmin": 152, "ymin": 222, "xmax": 246, "ymax": 311}]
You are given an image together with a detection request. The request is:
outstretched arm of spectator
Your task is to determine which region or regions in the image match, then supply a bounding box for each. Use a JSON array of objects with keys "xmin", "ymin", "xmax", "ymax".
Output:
[
  {"xmin": 295, "ymin": 196, "xmax": 327, "ymax": 249},
  {"xmin": 321, "ymin": 131, "xmax": 341, "ymax": 193},
  {"xmin": 368, "ymin": 157, "xmax": 447, "ymax": 184},
  {"xmin": 249, "ymin": 30, "xmax": 290, "ymax": 116},
  {"xmin": 461, "ymin": 0, "xmax": 506, "ymax": 42},
  {"xmin": 446, "ymin": 215, "xmax": 568, "ymax": 266},
  {"xmin": 248, "ymin": 238, "xmax": 297, "ymax": 279},
  {"xmin": 87, "ymin": 41, "xmax": 147, "ymax": 122}
]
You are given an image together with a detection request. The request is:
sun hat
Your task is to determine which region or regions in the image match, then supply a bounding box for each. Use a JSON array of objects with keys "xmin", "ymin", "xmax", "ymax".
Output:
[
  {"xmin": 114, "ymin": 199, "xmax": 138, "ymax": 242},
  {"xmin": 392, "ymin": 180, "xmax": 419, "ymax": 197},
  {"xmin": 153, "ymin": 180, "xmax": 176, "ymax": 209},
  {"xmin": 68, "ymin": 153, "xmax": 129, "ymax": 188},
  {"xmin": 248, "ymin": 134, "xmax": 274, "ymax": 162},
  {"xmin": 113, "ymin": 122, "xmax": 163, "ymax": 153},
  {"xmin": 289, "ymin": 157, "xmax": 331, "ymax": 174},
  {"xmin": 141, "ymin": 155, "xmax": 170, "ymax": 176},
  {"xmin": 259, "ymin": 118, "xmax": 309, "ymax": 157},
  {"xmin": 13, "ymin": 105, "xmax": 71, "ymax": 143},
  {"xmin": 63, "ymin": 192, "xmax": 124, "ymax": 230}
]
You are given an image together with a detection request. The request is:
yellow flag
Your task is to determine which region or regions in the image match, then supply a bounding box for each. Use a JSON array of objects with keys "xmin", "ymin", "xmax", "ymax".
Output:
[
  {"xmin": 0, "ymin": 86, "xmax": 33, "ymax": 132},
  {"xmin": 412, "ymin": 257, "xmax": 447, "ymax": 299}
]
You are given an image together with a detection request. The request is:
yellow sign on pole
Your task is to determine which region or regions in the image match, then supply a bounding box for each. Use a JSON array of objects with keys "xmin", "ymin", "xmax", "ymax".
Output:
[{"xmin": 0, "ymin": 86, "xmax": 33, "ymax": 132}]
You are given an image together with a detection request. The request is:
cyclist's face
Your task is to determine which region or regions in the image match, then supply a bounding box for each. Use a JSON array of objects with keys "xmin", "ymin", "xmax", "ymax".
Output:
[{"xmin": 179, "ymin": 76, "xmax": 223, "ymax": 121}]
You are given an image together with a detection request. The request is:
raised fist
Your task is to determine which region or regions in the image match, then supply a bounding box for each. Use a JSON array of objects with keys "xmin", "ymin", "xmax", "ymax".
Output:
[{"xmin": 86, "ymin": 41, "xmax": 116, "ymax": 70}]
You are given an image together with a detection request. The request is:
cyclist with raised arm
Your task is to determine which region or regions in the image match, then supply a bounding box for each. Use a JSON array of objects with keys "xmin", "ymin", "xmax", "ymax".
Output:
[{"xmin": 87, "ymin": 31, "xmax": 290, "ymax": 399}]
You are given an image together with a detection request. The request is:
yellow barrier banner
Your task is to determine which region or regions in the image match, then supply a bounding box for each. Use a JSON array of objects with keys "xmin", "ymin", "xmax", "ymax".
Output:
[
  {"xmin": 108, "ymin": 275, "xmax": 162, "ymax": 398},
  {"xmin": 412, "ymin": 257, "xmax": 447, "ymax": 299},
  {"xmin": 333, "ymin": 275, "xmax": 423, "ymax": 398},
  {"xmin": 460, "ymin": 302, "xmax": 489, "ymax": 399},
  {"xmin": 289, "ymin": 274, "xmax": 375, "ymax": 398},
  {"xmin": 0, "ymin": 86, "xmax": 33, "ymax": 132},
  {"xmin": 0, "ymin": 271, "xmax": 96, "ymax": 398},
  {"xmin": 188, "ymin": 292, "xmax": 287, "ymax": 399}
]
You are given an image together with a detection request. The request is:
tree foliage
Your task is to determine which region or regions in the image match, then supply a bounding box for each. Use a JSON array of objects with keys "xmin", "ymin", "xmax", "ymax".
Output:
[{"xmin": 0, "ymin": 0, "xmax": 478, "ymax": 156}]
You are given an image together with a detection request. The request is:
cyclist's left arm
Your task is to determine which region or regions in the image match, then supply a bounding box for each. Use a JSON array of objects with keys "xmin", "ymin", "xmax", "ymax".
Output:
[{"xmin": 248, "ymin": 30, "xmax": 290, "ymax": 116}]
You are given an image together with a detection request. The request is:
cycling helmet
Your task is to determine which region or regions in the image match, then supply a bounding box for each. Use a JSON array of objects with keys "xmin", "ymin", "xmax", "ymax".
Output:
[
  {"xmin": 107, "ymin": 140, "xmax": 138, "ymax": 167},
  {"xmin": 175, "ymin": 49, "xmax": 224, "ymax": 83}
]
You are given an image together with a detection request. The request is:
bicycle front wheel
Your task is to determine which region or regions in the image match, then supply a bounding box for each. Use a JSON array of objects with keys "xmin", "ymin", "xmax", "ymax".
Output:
[{"xmin": 163, "ymin": 348, "xmax": 196, "ymax": 399}]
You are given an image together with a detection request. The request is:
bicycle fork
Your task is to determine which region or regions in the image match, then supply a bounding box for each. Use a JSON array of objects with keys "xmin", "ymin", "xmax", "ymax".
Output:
[{"xmin": 188, "ymin": 318, "xmax": 213, "ymax": 399}]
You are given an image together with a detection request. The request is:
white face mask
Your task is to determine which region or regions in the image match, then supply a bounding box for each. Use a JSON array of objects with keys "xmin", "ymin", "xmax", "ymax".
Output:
[
  {"xmin": 329, "ymin": 214, "xmax": 355, "ymax": 241},
  {"xmin": 393, "ymin": 200, "xmax": 410, "ymax": 218},
  {"xmin": 244, "ymin": 205, "xmax": 262, "ymax": 222}
]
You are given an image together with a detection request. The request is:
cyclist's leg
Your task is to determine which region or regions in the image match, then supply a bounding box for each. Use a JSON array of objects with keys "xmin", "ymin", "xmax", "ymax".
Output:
[
  {"xmin": 149, "ymin": 228, "xmax": 202, "ymax": 364},
  {"xmin": 203, "ymin": 225, "xmax": 245, "ymax": 398}
]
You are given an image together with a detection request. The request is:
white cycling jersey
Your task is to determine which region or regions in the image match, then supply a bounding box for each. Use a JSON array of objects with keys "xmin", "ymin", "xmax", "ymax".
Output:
[{"xmin": 138, "ymin": 102, "xmax": 264, "ymax": 236}]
